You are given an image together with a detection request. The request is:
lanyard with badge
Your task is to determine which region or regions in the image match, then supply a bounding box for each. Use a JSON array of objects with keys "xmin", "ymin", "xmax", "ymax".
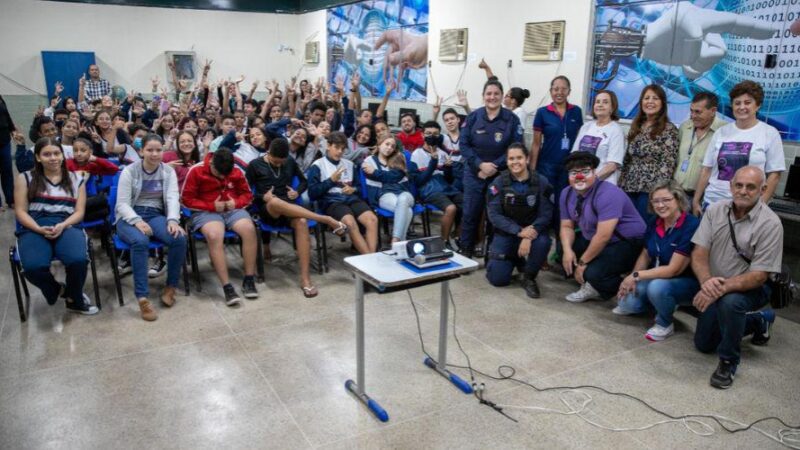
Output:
[
  {"xmin": 680, "ymin": 128, "xmax": 705, "ymax": 173},
  {"xmin": 559, "ymin": 106, "xmax": 570, "ymax": 150}
]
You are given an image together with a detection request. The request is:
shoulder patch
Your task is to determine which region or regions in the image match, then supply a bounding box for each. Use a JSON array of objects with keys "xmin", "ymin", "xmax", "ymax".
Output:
[{"xmin": 489, "ymin": 184, "xmax": 499, "ymax": 196}]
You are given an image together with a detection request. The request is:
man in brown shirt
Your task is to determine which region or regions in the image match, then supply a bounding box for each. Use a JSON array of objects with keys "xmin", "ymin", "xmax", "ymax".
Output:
[{"xmin": 691, "ymin": 166, "xmax": 783, "ymax": 389}]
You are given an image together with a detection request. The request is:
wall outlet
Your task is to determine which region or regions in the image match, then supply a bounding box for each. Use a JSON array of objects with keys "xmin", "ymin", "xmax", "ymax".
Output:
[{"xmin": 507, "ymin": 59, "xmax": 512, "ymax": 68}]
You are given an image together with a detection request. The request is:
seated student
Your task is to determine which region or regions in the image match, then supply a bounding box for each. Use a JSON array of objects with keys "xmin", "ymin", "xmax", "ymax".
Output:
[
  {"xmin": 411, "ymin": 121, "xmax": 463, "ymax": 247},
  {"xmin": 115, "ymin": 134, "xmax": 187, "ymax": 321},
  {"xmin": 181, "ymin": 147, "xmax": 259, "ymax": 305},
  {"xmin": 208, "ymin": 113, "xmax": 236, "ymax": 153},
  {"xmin": 246, "ymin": 138, "xmax": 348, "ymax": 298},
  {"xmin": 15, "ymin": 116, "xmax": 58, "ymax": 172},
  {"xmin": 13, "ymin": 137, "xmax": 97, "ymax": 315},
  {"xmin": 396, "ymin": 112, "xmax": 424, "ymax": 151},
  {"xmin": 162, "ymin": 131, "xmax": 201, "ymax": 189},
  {"xmin": 362, "ymin": 133, "xmax": 419, "ymax": 243},
  {"xmin": 286, "ymin": 125, "xmax": 319, "ymax": 173},
  {"xmin": 217, "ymin": 123, "xmax": 266, "ymax": 172},
  {"xmin": 614, "ymin": 181, "xmax": 701, "ymax": 341},
  {"xmin": 344, "ymin": 124, "xmax": 374, "ymax": 166},
  {"xmin": 307, "ymin": 131, "xmax": 378, "ymax": 254},
  {"xmin": 560, "ymin": 152, "xmax": 646, "ymax": 303},
  {"xmin": 691, "ymin": 166, "xmax": 781, "ymax": 389},
  {"xmin": 486, "ymin": 144, "xmax": 553, "ymax": 298},
  {"xmin": 66, "ymin": 137, "xmax": 117, "ymax": 223}
]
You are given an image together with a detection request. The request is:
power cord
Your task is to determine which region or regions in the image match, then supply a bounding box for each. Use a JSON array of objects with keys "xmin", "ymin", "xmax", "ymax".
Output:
[{"xmin": 404, "ymin": 288, "xmax": 800, "ymax": 448}]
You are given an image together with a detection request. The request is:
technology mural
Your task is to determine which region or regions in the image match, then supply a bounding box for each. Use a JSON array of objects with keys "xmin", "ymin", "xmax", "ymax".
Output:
[
  {"xmin": 589, "ymin": 0, "xmax": 800, "ymax": 140},
  {"xmin": 327, "ymin": 0, "xmax": 429, "ymax": 102}
]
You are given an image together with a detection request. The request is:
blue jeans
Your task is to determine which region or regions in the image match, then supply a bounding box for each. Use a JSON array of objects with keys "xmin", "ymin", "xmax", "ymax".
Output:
[
  {"xmin": 694, "ymin": 287, "xmax": 769, "ymax": 364},
  {"xmin": 116, "ymin": 206, "xmax": 187, "ymax": 299},
  {"xmin": 17, "ymin": 216, "xmax": 88, "ymax": 305},
  {"xmin": 617, "ymin": 277, "xmax": 700, "ymax": 326},
  {"xmin": 379, "ymin": 191, "xmax": 415, "ymax": 240},
  {"xmin": 0, "ymin": 141, "xmax": 13, "ymax": 207},
  {"xmin": 627, "ymin": 192, "xmax": 654, "ymax": 224},
  {"xmin": 486, "ymin": 233, "xmax": 551, "ymax": 286}
]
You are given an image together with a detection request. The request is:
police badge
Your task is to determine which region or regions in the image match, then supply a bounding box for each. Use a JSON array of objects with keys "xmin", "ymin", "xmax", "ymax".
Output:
[
  {"xmin": 494, "ymin": 132, "xmax": 503, "ymax": 143},
  {"xmin": 526, "ymin": 195, "xmax": 537, "ymax": 207}
]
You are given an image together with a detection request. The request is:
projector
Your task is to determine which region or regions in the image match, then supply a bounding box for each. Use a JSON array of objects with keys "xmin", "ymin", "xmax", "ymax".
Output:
[{"xmin": 392, "ymin": 236, "xmax": 453, "ymax": 268}]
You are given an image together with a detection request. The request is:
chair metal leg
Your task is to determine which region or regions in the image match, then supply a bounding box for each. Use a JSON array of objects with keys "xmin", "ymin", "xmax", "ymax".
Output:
[
  {"xmin": 188, "ymin": 230, "xmax": 202, "ymax": 292},
  {"xmin": 256, "ymin": 231, "xmax": 265, "ymax": 283},
  {"xmin": 313, "ymin": 225, "xmax": 323, "ymax": 275},
  {"xmin": 182, "ymin": 256, "xmax": 190, "ymax": 296},
  {"xmin": 10, "ymin": 248, "xmax": 27, "ymax": 322},
  {"xmin": 87, "ymin": 240, "xmax": 102, "ymax": 310},
  {"xmin": 108, "ymin": 237, "xmax": 124, "ymax": 306}
]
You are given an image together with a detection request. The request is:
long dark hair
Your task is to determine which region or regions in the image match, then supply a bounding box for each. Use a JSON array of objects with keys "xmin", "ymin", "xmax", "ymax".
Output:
[
  {"xmin": 628, "ymin": 84, "xmax": 669, "ymax": 141},
  {"xmin": 28, "ymin": 137, "xmax": 72, "ymax": 202},
  {"xmin": 175, "ymin": 130, "xmax": 200, "ymax": 165}
]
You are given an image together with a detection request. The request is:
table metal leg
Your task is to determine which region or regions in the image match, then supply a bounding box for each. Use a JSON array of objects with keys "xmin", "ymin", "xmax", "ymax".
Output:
[
  {"xmin": 423, "ymin": 280, "xmax": 473, "ymax": 394},
  {"xmin": 345, "ymin": 277, "xmax": 389, "ymax": 422}
]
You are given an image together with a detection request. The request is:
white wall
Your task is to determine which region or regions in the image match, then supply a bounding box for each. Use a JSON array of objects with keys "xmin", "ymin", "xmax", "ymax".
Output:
[
  {"xmin": 296, "ymin": 0, "xmax": 594, "ymax": 119},
  {"xmin": 0, "ymin": 0, "xmax": 304, "ymax": 96}
]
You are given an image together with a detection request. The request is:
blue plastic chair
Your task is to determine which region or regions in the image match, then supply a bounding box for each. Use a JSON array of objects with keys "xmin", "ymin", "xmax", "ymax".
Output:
[
  {"xmin": 108, "ymin": 174, "xmax": 190, "ymax": 304},
  {"xmin": 182, "ymin": 207, "xmax": 250, "ymax": 292}
]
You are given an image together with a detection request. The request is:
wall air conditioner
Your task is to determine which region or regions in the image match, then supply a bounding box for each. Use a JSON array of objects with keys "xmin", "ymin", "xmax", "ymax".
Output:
[
  {"xmin": 439, "ymin": 28, "xmax": 468, "ymax": 62},
  {"xmin": 522, "ymin": 21, "xmax": 565, "ymax": 61},
  {"xmin": 305, "ymin": 41, "xmax": 320, "ymax": 64}
]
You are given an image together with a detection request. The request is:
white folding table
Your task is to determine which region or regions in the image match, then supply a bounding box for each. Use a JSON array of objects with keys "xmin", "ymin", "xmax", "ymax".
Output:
[{"xmin": 343, "ymin": 252, "xmax": 480, "ymax": 422}]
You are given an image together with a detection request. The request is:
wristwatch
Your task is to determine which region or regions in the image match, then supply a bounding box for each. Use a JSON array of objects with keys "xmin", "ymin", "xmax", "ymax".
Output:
[{"xmin": 632, "ymin": 271, "xmax": 640, "ymax": 281}]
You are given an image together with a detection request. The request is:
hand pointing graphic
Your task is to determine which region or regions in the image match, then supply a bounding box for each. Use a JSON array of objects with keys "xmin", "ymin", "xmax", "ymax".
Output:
[{"xmin": 642, "ymin": 1, "xmax": 777, "ymax": 79}]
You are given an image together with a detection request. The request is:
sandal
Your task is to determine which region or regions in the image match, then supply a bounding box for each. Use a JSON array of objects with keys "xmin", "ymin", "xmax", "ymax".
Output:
[
  {"xmin": 332, "ymin": 221, "xmax": 348, "ymax": 237},
  {"xmin": 302, "ymin": 286, "xmax": 319, "ymax": 298}
]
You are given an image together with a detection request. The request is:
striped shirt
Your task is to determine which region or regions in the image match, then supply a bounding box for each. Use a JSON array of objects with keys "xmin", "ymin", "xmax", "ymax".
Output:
[{"xmin": 24, "ymin": 171, "xmax": 84, "ymax": 219}]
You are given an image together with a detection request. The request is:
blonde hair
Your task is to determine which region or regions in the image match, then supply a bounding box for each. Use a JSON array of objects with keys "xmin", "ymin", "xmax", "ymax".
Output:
[
  {"xmin": 648, "ymin": 180, "xmax": 689, "ymax": 214},
  {"xmin": 376, "ymin": 133, "xmax": 406, "ymax": 172}
]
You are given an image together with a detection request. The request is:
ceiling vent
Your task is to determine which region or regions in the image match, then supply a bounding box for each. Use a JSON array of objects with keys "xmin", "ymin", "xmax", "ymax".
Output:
[
  {"xmin": 305, "ymin": 41, "xmax": 320, "ymax": 64},
  {"xmin": 439, "ymin": 28, "xmax": 468, "ymax": 62},
  {"xmin": 523, "ymin": 21, "xmax": 565, "ymax": 61}
]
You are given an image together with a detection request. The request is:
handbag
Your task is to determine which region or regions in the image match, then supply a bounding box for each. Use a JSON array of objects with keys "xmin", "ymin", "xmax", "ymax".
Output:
[{"xmin": 727, "ymin": 212, "xmax": 794, "ymax": 309}]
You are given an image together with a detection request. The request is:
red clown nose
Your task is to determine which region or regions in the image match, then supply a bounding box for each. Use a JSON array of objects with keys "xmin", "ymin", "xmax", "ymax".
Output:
[{"xmin": 575, "ymin": 173, "xmax": 586, "ymax": 181}]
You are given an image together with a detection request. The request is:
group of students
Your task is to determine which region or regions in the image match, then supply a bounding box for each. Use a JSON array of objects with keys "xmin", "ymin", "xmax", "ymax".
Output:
[{"xmin": 0, "ymin": 60, "xmax": 787, "ymax": 389}]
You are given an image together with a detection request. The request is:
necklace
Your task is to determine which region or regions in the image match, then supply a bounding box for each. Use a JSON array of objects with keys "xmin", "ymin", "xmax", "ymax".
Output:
[{"xmin": 268, "ymin": 161, "xmax": 281, "ymax": 178}]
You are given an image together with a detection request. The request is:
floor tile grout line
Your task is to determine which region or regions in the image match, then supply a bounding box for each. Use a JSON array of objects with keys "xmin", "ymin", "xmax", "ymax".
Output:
[
  {"xmin": 0, "ymin": 332, "xmax": 235, "ymax": 382},
  {"xmin": 0, "ymin": 284, "xmax": 10, "ymax": 346}
]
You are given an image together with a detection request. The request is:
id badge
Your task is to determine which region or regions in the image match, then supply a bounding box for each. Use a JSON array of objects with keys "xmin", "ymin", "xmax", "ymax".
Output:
[
  {"xmin": 680, "ymin": 159, "xmax": 689, "ymax": 172},
  {"xmin": 561, "ymin": 135, "xmax": 570, "ymax": 150}
]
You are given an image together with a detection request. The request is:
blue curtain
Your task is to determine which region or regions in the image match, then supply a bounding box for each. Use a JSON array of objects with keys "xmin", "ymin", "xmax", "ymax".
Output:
[{"xmin": 41, "ymin": 51, "xmax": 96, "ymax": 101}]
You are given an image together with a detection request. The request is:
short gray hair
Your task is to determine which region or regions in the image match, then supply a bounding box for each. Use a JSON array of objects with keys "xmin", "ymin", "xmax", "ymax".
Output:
[{"xmin": 648, "ymin": 180, "xmax": 689, "ymax": 214}]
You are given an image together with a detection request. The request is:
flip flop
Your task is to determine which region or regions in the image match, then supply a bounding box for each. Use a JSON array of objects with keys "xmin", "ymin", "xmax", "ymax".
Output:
[
  {"xmin": 302, "ymin": 286, "xmax": 318, "ymax": 298},
  {"xmin": 332, "ymin": 222, "xmax": 348, "ymax": 237}
]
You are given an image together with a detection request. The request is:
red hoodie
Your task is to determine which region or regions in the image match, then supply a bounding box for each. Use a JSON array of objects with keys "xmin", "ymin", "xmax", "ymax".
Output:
[
  {"xmin": 181, "ymin": 152, "xmax": 253, "ymax": 212},
  {"xmin": 66, "ymin": 157, "xmax": 119, "ymax": 176},
  {"xmin": 397, "ymin": 129, "xmax": 424, "ymax": 151}
]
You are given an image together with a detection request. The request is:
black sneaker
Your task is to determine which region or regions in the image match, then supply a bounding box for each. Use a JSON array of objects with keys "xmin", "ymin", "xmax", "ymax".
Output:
[
  {"xmin": 117, "ymin": 254, "xmax": 132, "ymax": 276},
  {"xmin": 522, "ymin": 276, "xmax": 541, "ymax": 299},
  {"xmin": 65, "ymin": 293, "xmax": 99, "ymax": 315},
  {"xmin": 242, "ymin": 276, "xmax": 259, "ymax": 299},
  {"xmin": 710, "ymin": 359, "xmax": 737, "ymax": 389},
  {"xmin": 751, "ymin": 309, "xmax": 775, "ymax": 346},
  {"xmin": 444, "ymin": 240, "xmax": 456, "ymax": 252},
  {"xmin": 148, "ymin": 258, "xmax": 167, "ymax": 278},
  {"xmin": 223, "ymin": 284, "xmax": 242, "ymax": 306}
]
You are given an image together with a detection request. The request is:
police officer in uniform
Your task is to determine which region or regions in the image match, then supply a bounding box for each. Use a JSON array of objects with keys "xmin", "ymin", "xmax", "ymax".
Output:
[
  {"xmin": 459, "ymin": 79, "xmax": 524, "ymax": 258},
  {"xmin": 486, "ymin": 144, "xmax": 553, "ymax": 298}
]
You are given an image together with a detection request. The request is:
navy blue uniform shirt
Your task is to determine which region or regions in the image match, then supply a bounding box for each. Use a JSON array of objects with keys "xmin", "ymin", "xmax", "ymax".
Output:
[{"xmin": 460, "ymin": 107, "xmax": 524, "ymax": 175}]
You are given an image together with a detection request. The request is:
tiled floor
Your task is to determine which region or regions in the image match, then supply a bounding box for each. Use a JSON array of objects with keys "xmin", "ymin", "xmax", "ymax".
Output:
[{"xmin": 0, "ymin": 213, "xmax": 798, "ymax": 449}]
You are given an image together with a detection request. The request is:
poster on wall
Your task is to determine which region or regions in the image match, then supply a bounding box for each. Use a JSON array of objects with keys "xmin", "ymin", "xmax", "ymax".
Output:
[
  {"xmin": 589, "ymin": 0, "xmax": 800, "ymax": 140},
  {"xmin": 327, "ymin": 0, "xmax": 429, "ymax": 102}
]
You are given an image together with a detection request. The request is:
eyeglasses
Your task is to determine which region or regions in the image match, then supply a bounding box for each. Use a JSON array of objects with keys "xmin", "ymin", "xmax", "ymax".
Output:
[
  {"xmin": 568, "ymin": 169, "xmax": 593, "ymax": 177},
  {"xmin": 650, "ymin": 197, "xmax": 675, "ymax": 206}
]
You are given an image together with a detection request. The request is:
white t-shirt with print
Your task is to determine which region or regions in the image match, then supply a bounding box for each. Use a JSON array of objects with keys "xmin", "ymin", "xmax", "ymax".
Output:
[
  {"xmin": 702, "ymin": 121, "xmax": 785, "ymax": 204},
  {"xmin": 570, "ymin": 120, "xmax": 626, "ymax": 185}
]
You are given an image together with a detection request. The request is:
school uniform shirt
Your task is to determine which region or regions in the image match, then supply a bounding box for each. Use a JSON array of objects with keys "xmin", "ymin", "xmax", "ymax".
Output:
[
  {"xmin": 701, "ymin": 121, "xmax": 785, "ymax": 205},
  {"xmin": 644, "ymin": 212, "xmax": 699, "ymax": 274},
  {"xmin": 532, "ymin": 103, "xmax": 583, "ymax": 167},
  {"xmin": 362, "ymin": 155, "xmax": 418, "ymax": 206},
  {"xmin": 570, "ymin": 120, "xmax": 626, "ymax": 185},
  {"xmin": 442, "ymin": 132, "xmax": 461, "ymax": 161},
  {"xmin": 307, "ymin": 156, "xmax": 359, "ymax": 208},
  {"xmin": 24, "ymin": 171, "xmax": 84, "ymax": 220},
  {"xmin": 673, "ymin": 116, "xmax": 727, "ymax": 192},
  {"xmin": 410, "ymin": 148, "xmax": 457, "ymax": 199}
]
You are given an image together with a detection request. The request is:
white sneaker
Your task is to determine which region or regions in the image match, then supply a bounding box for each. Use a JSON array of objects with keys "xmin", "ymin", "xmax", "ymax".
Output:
[
  {"xmin": 565, "ymin": 282, "xmax": 601, "ymax": 303},
  {"xmin": 148, "ymin": 259, "xmax": 167, "ymax": 278},
  {"xmin": 645, "ymin": 323, "xmax": 674, "ymax": 341},
  {"xmin": 612, "ymin": 305, "xmax": 638, "ymax": 315}
]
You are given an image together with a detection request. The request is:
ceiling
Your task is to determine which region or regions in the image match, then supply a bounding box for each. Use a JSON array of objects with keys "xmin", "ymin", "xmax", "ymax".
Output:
[{"xmin": 47, "ymin": 0, "xmax": 360, "ymax": 14}]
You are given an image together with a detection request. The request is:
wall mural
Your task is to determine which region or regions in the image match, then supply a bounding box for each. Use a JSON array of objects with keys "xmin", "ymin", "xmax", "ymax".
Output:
[
  {"xmin": 327, "ymin": 0, "xmax": 429, "ymax": 102},
  {"xmin": 590, "ymin": 0, "xmax": 800, "ymax": 140}
]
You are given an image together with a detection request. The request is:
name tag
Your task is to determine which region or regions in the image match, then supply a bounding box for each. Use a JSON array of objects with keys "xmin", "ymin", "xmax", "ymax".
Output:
[
  {"xmin": 680, "ymin": 159, "xmax": 689, "ymax": 172},
  {"xmin": 561, "ymin": 136, "xmax": 570, "ymax": 150}
]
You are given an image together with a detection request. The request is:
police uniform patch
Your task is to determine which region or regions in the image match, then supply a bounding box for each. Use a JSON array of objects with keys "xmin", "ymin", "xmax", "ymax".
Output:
[
  {"xmin": 526, "ymin": 195, "xmax": 537, "ymax": 207},
  {"xmin": 517, "ymin": 125, "xmax": 524, "ymax": 135},
  {"xmin": 494, "ymin": 132, "xmax": 503, "ymax": 143},
  {"xmin": 489, "ymin": 185, "xmax": 499, "ymax": 195}
]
